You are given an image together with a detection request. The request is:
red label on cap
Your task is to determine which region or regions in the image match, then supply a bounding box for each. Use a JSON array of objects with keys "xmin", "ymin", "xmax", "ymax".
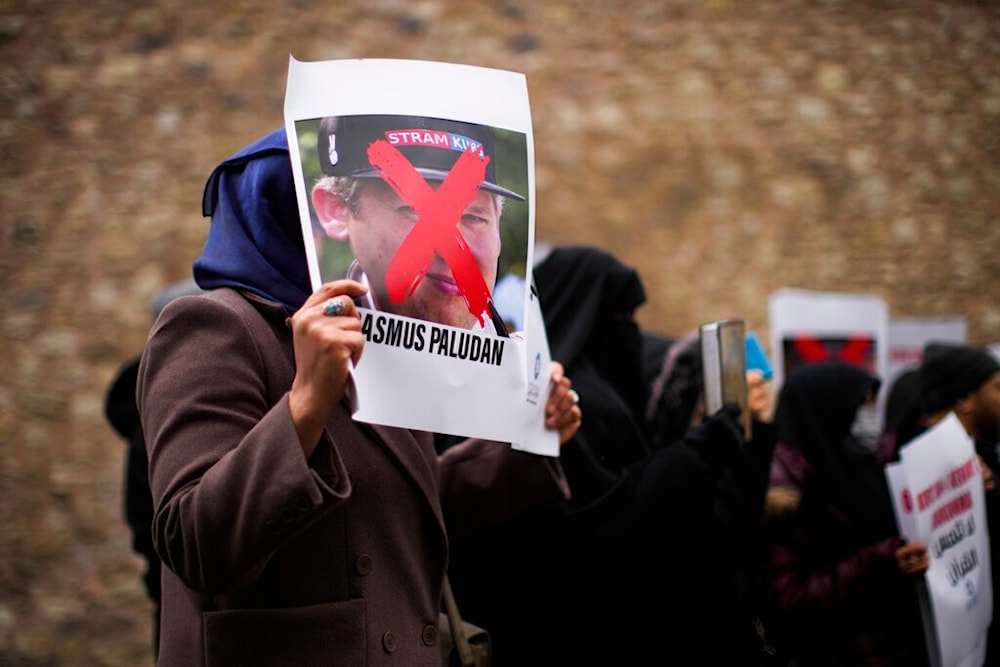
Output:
[{"xmin": 386, "ymin": 130, "xmax": 483, "ymax": 155}]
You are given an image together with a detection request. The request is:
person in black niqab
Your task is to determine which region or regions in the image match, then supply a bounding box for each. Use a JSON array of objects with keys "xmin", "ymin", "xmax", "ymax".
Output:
[
  {"xmin": 532, "ymin": 245, "xmax": 653, "ymax": 502},
  {"xmin": 443, "ymin": 246, "xmax": 655, "ymax": 665},
  {"xmin": 764, "ymin": 361, "xmax": 931, "ymax": 666},
  {"xmin": 774, "ymin": 362, "xmax": 896, "ymax": 541}
]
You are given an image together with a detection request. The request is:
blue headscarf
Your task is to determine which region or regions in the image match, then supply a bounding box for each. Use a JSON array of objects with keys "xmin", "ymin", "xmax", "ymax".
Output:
[{"xmin": 193, "ymin": 128, "xmax": 313, "ymax": 314}]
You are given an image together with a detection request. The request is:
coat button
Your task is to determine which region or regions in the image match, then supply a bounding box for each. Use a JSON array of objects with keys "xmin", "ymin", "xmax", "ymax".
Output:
[
  {"xmin": 422, "ymin": 624, "xmax": 438, "ymax": 646},
  {"xmin": 382, "ymin": 631, "xmax": 396, "ymax": 653},
  {"xmin": 355, "ymin": 554, "xmax": 373, "ymax": 576}
]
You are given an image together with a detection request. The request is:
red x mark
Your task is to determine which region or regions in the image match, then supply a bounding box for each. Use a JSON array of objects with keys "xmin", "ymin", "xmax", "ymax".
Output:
[
  {"xmin": 366, "ymin": 139, "xmax": 493, "ymax": 327},
  {"xmin": 792, "ymin": 336, "xmax": 872, "ymax": 366}
]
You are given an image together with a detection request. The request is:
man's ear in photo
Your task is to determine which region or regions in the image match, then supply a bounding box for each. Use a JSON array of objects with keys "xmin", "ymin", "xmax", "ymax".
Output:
[{"xmin": 312, "ymin": 185, "xmax": 351, "ymax": 242}]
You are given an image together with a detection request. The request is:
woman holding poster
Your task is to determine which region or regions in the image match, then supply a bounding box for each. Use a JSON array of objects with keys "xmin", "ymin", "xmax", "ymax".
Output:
[
  {"xmin": 137, "ymin": 127, "xmax": 582, "ymax": 666},
  {"xmin": 763, "ymin": 362, "xmax": 932, "ymax": 666}
]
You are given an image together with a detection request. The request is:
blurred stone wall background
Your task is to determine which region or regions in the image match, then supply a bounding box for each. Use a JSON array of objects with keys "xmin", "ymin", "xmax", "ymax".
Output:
[{"xmin": 1, "ymin": 0, "xmax": 997, "ymax": 664}]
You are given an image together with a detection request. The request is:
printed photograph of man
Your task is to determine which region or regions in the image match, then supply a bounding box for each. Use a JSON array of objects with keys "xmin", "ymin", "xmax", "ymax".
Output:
[{"xmin": 298, "ymin": 114, "xmax": 529, "ymax": 336}]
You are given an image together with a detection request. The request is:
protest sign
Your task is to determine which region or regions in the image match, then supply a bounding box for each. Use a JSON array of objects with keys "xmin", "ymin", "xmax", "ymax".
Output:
[
  {"xmin": 768, "ymin": 288, "xmax": 888, "ymax": 386},
  {"xmin": 769, "ymin": 288, "xmax": 889, "ymax": 424},
  {"xmin": 282, "ymin": 57, "xmax": 557, "ymax": 455},
  {"xmin": 886, "ymin": 413, "xmax": 992, "ymax": 667}
]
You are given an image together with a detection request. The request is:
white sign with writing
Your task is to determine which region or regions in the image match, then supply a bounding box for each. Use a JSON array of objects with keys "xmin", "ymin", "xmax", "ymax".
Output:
[
  {"xmin": 886, "ymin": 413, "xmax": 991, "ymax": 667},
  {"xmin": 283, "ymin": 57, "xmax": 558, "ymax": 455}
]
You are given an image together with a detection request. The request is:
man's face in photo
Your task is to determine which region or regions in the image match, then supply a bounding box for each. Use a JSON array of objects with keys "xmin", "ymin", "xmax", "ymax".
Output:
[{"xmin": 333, "ymin": 179, "xmax": 502, "ymax": 329}]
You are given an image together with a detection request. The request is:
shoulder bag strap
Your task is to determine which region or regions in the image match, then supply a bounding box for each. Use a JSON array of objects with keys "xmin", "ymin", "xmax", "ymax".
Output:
[{"xmin": 443, "ymin": 575, "xmax": 476, "ymax": 667}]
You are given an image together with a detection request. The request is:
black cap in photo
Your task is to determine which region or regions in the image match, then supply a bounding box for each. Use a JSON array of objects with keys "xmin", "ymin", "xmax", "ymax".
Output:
[{"xmin": 317, "ymin": 114, "xmax": 525, "ymax": 201}]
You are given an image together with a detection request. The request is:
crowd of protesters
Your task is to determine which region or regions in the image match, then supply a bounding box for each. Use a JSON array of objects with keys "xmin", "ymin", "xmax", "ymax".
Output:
[
  {"xmin": 448, "ymin": 245, "xmax": 1000, "ymax": 667},
  {"xmin": 109, "ymin": 239, "xmax": 1000, "ymax": 666}
]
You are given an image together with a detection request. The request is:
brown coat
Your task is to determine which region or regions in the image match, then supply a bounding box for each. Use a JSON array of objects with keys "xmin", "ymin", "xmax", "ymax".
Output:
[{"xmin": 138, "ymin": 288, "xmax": 568, "ymax": 666}]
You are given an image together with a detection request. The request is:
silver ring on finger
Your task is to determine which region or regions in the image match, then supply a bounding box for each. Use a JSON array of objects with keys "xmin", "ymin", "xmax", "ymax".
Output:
[{"xmin": 323, "ymin": 298, "xmax": 346, "ymax": 317}]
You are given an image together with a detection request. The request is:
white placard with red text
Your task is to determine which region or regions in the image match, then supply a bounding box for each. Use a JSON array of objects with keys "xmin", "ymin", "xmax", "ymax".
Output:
[{"xmin": 886, "ymin": 413, "xmax": 991, "ymax": 667}]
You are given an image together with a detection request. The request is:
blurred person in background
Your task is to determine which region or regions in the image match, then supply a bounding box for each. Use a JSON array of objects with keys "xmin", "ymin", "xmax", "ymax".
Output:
[
  {"xmin": 881, "ymin": 368, "xmax": 928, "ymax": 456},
  {"xmin": 763, "ymin": 361, "xmax": 931, "ymax": 666},
  {"xmin": 103, "ymin": 278, "xmax": 202, "ymax": 659},
  {"xmin": 917, "ymin": 341, "xmax": 1000, "ymax": 665}
]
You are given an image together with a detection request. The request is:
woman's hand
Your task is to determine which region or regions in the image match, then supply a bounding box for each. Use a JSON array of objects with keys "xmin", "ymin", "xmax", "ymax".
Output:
[
  {"xmin": 746, "ymin": 369, "xmax": 772, "ymax": 422},
  {"xmin": 979, "ymin": 455, "xmax": 996, "ymax": 493},
  {"xmin": 289, "ymin": 280, "xmax": 368, "ymax": 456},
  {"xmin": 544, "ymin": 361, "xmax": 583, "ymax": 445},
  {"xmin": 895, "ymin": 541, "xmax": 930, "ymax": 577}
]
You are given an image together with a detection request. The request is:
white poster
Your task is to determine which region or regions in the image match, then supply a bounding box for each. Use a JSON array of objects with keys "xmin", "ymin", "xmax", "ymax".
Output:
[
  {"xmin": 283, "ymin": 57, "xmax": 557, "ymax": 455},
  {"xmin": 886, "ymin": 413, "xmax": 992, "ymax": 667},
  {"xmin": 768, "ymin": 288, "xmax": 889, "ymax": 422}
]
